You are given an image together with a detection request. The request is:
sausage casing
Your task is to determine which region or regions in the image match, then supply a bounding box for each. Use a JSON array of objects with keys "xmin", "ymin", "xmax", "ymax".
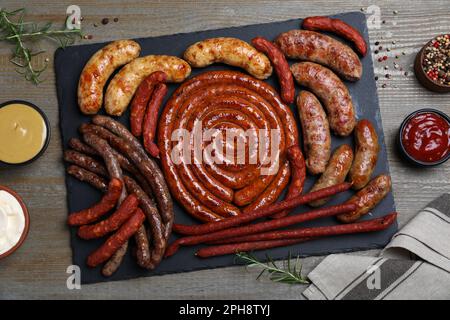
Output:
[
  {"xmin": 309, "ymin": 144, "xmax": 354, "ymax": 207},
  {"xmin": 104, "ymin": 55, "xmax": 191, "ymax": 116},
  {"xmin": 296, "ymin": 91, "xmax": 331, "ymax": 174},
  {"xmin": 184, "ymin": 37, "xmax": 272, "ymax": 79},
  {"xmin": 349, "ymin": 119, "xmax": 379, "ymax": 190},
  {"xmin": 275, "ymin": 30, "xmax": 362, "ymax": 81},
  {"xmin": 338, "ymin": 174, "xmax": 391, "ymax": 223},
  {"xmin": 291, "ymin": 62, "xmax": 356, "ymax": 136},
  {"xmin": 78, "ymin": 40, "xmax": 141, "ymax": 114}
]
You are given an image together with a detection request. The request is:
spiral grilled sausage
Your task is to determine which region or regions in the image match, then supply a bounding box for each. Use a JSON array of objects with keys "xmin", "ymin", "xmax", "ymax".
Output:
[{"xmin": 158, "ymin": 71, "xmax": 298, "ymax": 222}]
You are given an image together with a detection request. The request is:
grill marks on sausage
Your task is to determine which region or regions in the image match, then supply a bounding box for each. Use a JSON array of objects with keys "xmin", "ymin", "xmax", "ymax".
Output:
[
  {"xmin": 302, "ymin": 16, "xmax": 368, "ymax": 57},
  {"xmin": 291, "ymin": 62, "xmax": 356, "ymax": 136},
  {"xmin": 275, "ymin": 29, "xmax": 362, "ymax": 81},
  {"xmin": 158, "ymin": 70, "xmax": 298, "ymax": 223}
]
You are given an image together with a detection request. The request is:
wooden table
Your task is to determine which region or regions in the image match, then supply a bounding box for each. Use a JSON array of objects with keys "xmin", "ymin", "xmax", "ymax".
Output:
[{"xmin": 0, "ymin": 0, "xmax": 448, "ymax": 299}]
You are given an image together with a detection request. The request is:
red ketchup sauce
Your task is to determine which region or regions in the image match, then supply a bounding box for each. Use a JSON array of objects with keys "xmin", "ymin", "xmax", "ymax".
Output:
[{"xmin": 402, "ymin": 112, "xmax": 450, "ymax": 163}]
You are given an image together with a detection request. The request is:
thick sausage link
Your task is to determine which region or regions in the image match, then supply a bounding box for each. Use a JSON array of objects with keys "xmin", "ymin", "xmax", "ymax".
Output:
[
  {"xmin": 184, "ymin": 37, "xmax": 272, "ymax": 79},
  {"xmin": 309, "ymin": 144, "xmax": 354, "ymax": 207},
  {"xmin": 104, "ymin": 55, "xmax": 191, "ymax": 116},
  {"xmin": 291, "ymin": 62, "xmax": 356, "ymax": 136},
  {"xmin": 349, "ymin": 119, "xmax": 379, "ymax": 190},
  {"xmin": 275, "ymin": 30, "xmax": 362, "ymax": 81},
  {"xmin": 296, "ymin": 91, "xmax": 331, "ymax": 175},
  {"xmin": 78, "ymin": 40, "xmax": 141, "ymax": 114},
  {"xmin": 302, "ymin": 16, "xmax": 368, "ymax": 57},
  {"xmin": 338, "ymin": 174, "xmax": 391, "ymax": 223}
]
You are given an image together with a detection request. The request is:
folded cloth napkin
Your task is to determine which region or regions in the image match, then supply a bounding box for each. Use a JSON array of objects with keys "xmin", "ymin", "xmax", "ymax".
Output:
[{"xmin": 302, "ymin": 193, "xmax": 450, "ymax": 300}]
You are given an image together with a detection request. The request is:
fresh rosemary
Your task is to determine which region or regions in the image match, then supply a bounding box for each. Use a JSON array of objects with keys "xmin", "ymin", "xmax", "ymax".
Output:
[
  {"xmin": 236, "ymin": 252, "xmax": 310, "ymax": 285},
  {"xmin": 0, "ymin": 8, "xmax": 83, "ymax": 84}
]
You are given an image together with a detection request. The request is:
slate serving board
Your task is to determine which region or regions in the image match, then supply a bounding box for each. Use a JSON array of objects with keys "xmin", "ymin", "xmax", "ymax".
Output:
[{"xmin": 55, "ymin": 11, "xmax": 397, "ymax": 284}]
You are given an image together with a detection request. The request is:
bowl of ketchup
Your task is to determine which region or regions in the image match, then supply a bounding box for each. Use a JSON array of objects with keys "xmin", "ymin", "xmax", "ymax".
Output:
[{"xmin": 398, "ymin": 109, "xmax": 450, "ymax": 167}]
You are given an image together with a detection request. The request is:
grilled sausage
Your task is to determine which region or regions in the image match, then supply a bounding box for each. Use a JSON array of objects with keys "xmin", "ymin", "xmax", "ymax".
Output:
[
  {"xmin": 78, "ymin": 40, "xmax": 141, "ymax": 114},
  {"xmin": 67, "ymin": 178, "xmax": 123, "ymax": 226},
  {"xmin": 87, "ymin": 208, "xmax": 145, "ymax": 268},
  {"xmin": 275, "ymin": 30, "xmax": 362, "ymax": 81},
  {"xmin": 349, "ymin": 119, "xmax": 379, "ymax": 190},
  {"xmin": 251, "ymin": 36, "xmax": 295, "ymax": 103},
  {"xmin": 308, "ymin": 144, "xmax": 354, "ymax": 207},
  {"xmin": 302, "ymin": 16, "xmax": 368, "ymax": 57},
  {"xmin": 66, "ymin": 165, "xmax": 108, "ymax": 192},
  {"xmin": 296, "ymin": 91, "xmax": 331, "ymax": 174},
  {"xmin": 338, "ymin": 174, "xmax": 391, "ymax": 223},
  {"xmin": 291, "ymin": 62, "xmax": 356, "ymax": 136},
  {"xmin": 184, "ymin": 37, "xmax": 272, "ymax": 79},
  {"xmin": 104, "ymin": 55, "xmax": 191, "ymax": 116},
  {"xmin": 130, "ymin": 71, "xmax": 167, "ymax": 137}
]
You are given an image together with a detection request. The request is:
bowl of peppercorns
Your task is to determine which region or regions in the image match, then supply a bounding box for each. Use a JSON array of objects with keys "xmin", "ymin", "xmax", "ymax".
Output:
[{"xmin": 414, "ymin": 34, "xmax": 450, "ymax": 93}]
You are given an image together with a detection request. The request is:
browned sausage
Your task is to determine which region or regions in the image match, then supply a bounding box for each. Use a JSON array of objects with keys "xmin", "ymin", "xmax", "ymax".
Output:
[
  {"xmin": 165, "ymin": 203, "xmax": 355, "ymax": 257},
  {"xmin": 67, "ymin": 178, "xmax": 123, "ymax": 226},
  {"xmin": 338, "ymin": 174, "xmax": 391, "ymax": 223},
  {"xmin": 124, "ymin": 175, "xmax": 165, "ymax": 269},
  {"xmin": 296, "ymin": 91, "xmax": 331, "ymax": 175},
  {"xmin": 200, "ymin": 212, "xmax": 397, "ymax": 249},
  {"xmin": 275, "ymin": 29, "xmax": 362, "ymax": 81},
  {"xmin": 91, "ymin": 115, "xmax": 174, "ymax": 238},
  {"xmin": 64, "ymin": 150, "xmax": 108, "ymax": 177},
  {"xmin": 348, "ymin": 119, "xmax": 379, "ymax": 190},
  {"xmin": 302, "ymin": 16, "xmax": 368, "ymax": 57},
  {"xmin": 68, "ymin": 138, "xmax": 98, "ymax": 156},
  {"xmin": 291, "ymin": 62, "xmax": 356, "ymax": 136},
  {"xmin": 271, "ymin": 145, "xmax": 307, "ymax": 218},
  {"xmin": 309, "ymin": 144, "xmax": 354, "ymax": 207},
  {"xmin": 251, "ymin": 36, "xmax": 295, "ymax": 104},
  {"xmin": 195, "ymin": 239, "xmax": 309, "ymax": 258},
  {"xmin": 67, "ymin": 165, "xmax": 108, "ymax": 192},
  {"xmin": 130, "ymin": 71, "xmax": 167, "ymax": 137},
  {"xmin": 87, "ymin": 208, "xmax": 145, "ymax": 267},
  {"xmin": 142, "ymin": 83, "xmax": 168, "ymax": 158},
  {"xmin": 78, "ymin": 194, "xmax": 139, "ymax": 239},
  {"xmin": 172, "ymin": 182, "xmax": 352, "ymax": 235}
]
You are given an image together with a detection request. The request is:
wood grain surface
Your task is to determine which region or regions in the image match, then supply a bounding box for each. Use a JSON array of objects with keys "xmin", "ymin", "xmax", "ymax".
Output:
[{"xmin": 0, "ymin": 0, "xmax": 448, "ymax": 300}]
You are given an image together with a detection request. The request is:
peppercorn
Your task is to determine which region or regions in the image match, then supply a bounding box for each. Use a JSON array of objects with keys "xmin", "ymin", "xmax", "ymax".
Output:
[
  {"xmin": 422, "ymin": 34, "xmax": 450, "ymax": 85},
  {"xmin": 101, "ymin": 18, "xmax": 109, "ymax": 25}
]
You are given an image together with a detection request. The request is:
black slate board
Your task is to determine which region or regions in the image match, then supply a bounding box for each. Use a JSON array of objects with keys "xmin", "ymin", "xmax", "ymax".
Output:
[{"xmin": 55, "ymin": 11, "xmax": 397, "ymax": 284}]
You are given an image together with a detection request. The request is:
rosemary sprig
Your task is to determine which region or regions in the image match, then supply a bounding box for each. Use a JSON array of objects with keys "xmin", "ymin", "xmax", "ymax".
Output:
[
  {"xmin": 0, "ymin": 8, "xmax": 83, "ymax": 84},
  {"xmin": 236, "ymin": 252, "xmax": 310, "ymax": 285}
]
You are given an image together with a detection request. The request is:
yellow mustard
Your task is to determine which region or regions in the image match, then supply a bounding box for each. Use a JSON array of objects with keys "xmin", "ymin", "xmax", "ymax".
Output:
[{"xmin": 0, "ymin": 103, "xmax": 47, "ymax": 164}]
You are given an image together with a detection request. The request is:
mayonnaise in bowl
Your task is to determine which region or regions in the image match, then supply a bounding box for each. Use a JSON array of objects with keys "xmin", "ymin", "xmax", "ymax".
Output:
[{"xmin": 0, "ymin": 189, "xmax": 28, "ymax": 257}]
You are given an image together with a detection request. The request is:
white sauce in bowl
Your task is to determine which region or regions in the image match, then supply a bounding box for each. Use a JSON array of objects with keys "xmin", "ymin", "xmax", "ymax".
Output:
[{"xmin": 0, "ymin": 190, "xmax": 25, "ymax": 255}]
